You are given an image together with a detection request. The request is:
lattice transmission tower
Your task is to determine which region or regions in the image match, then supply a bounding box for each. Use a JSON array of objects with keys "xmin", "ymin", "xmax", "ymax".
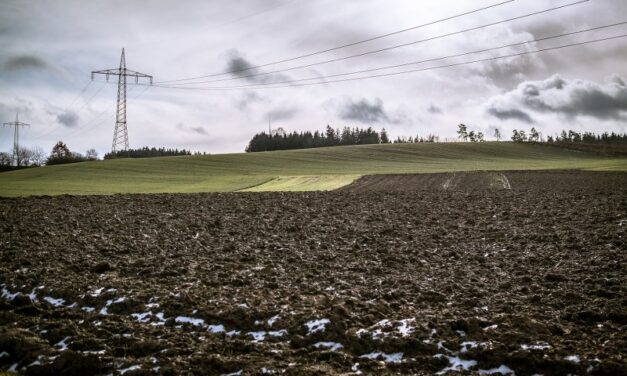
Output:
[
  {"xmin": 2, "ymin": 113, "xmax": 30, "ymax": 166},
  {"xmin": 91, "ymin": 48, "xmax": 153, "ymax": 152}
]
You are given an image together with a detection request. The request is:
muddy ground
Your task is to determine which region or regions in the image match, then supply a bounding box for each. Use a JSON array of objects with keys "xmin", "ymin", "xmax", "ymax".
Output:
[{"xmin": 0, "ymin": 171, "xmax": 625, "ymax": 375}]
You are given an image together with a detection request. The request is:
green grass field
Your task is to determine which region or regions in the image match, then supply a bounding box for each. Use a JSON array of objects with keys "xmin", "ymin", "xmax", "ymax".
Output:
[{"xmin": 0, "ymin": 142, "xmax": 625, "ymax": 196}]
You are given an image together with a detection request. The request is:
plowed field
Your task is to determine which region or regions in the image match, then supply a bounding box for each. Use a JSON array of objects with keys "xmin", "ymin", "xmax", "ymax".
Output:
[{"xmin": 1, "ymin": 171, "xmax": 625, "ymax": 375}]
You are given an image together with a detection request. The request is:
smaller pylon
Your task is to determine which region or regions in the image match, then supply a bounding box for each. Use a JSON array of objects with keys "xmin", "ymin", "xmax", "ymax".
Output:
[{"xmin": 2, "ymin": 113, "xmax": 30, "ymax": 166}]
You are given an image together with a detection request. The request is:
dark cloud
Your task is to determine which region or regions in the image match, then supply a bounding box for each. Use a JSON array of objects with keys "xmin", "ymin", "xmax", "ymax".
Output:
[
  {"xmin": 427, "ymin": 104, "xmax": 442, "ymax": 114},
  {"xmin": 3, "ymin": 55, "xmax": 50, "ymax": 72},
  {"xmin": 339, "ymin": 97, "xmax": 389, "ymax": 124},
  {"xmin": 177, "ymin": 123, "xmax": 208, "ymax": 135},
  {"xmin": 225, "ymin": 50, "xmax": 289, "ymax": 84},
  {"xmin": 267, "ymin": 107, "xmax": 298, "ymax": 122},
  {"xmin": 487, "ymin": 74, "xmax": 627, "ymax": 122},
  {"xmin": 56, "ymin": 111, "xmax": 79, "ymax": 128},
  {"xmin": 487, "ymin": 108, "xmax": 534, "ymax": 124}
]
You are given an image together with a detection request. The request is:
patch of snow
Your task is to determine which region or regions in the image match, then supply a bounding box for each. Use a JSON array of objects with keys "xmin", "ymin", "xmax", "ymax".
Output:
[
  {"xmin": 145, "ymin": 302, "xmax": 159, "ymax": 309},
  {"xmin": 226, "ymin": 330, "xmax": 241, "ymax": 337},
  {"xmin": 55, "ymin": 337, "xmax": 70, "ymax": 351},
  {"xmin": 460, "ymin": 341, "xmax": 491, "ymax": 353},
  {"xmin": 155, "ymin": 312, "xmax": 166, "ymax": 321},
  {"xmin": 237, "ymin": 303, "xmax": 248, "ymax": 309},
  {"xmin": 359, "ymin": 352, "xmax": 403, "ymax": 363},
  {"xmin": 564, "ymin": 355, "xmax": 580, "ymax": 364},
  {"xmin": 0, "ymin": 351, "xmax": 8, "ymax": 358},
  {"xmin": 175, "ymin": 316, "xmax": 205, "ymax": 327},
  {"xmin": 90, "ymin": 288, "xmax": 104, "ymax": 297},
  {"xmin": 313, "ymin": 342, "xmax": 343, "ymax": 352},
  {"xmin": 131, "ymin": 312, "xmax": 152, "ymax": 323},
  {"xmin": 2, "ymin": 287, "xmax": 22, "ymax": 300},
  {"xmin": 520, "ymin": 342, "xmax": 551, "ymax": 351},
  {"xmin": 43, "ymin": 296, "xmax": 65, "ymax": 307},
  {"xmin": 8, "ymin": 363, "xmax": 18, "ymax": 372},
  {"xmin": 83, "ymin": 350, "xmax": 106, "ymax": 355},
  {"xmin": 269, "ymin": 330, "xmax": 287, "ymax": 337},
  {"xmin": 27, "ymin": 359, "xmax": 41, "ymax": 367},
  {"xmin": 267, "ymin": 315, "xmax": 280, "ymax": 327},
  {"xmin": 479, "ymin": 365, "xmax": 515, "ymax": 375},
  {"xmin": 27, "ymin": 290, "xmax": 37, "ymax": 302},
  {"xmin": 82, "ymin": 306, "xmax": 95, "ymax": 313},
  {"xmin": 352, "ymin": 362, "xmax": 362, "ymax": 374},
  {"xmin": 222, "ymin": 370, "xmax": 242, "ymax": 376},
  {"xmin": 119, "ymin": 365, "xmax": 141, "ymax": 374},
  {"xmin": 208, "ymin": 325, "xmax": 225, "ymax": 334},
  {"xmin": 248, "ymin": 331, "xmax": 266, "ymax": 342},
  {"xmin": 398, "ymin": 318, "xmax": 415, "ymax": 337},
  {"xmin": 305, "ymin": 318, "xmax": 330, "ymax": 335},
  {"xmin": 112, "ymin": 297, "xmax": 126, "ymax": 304},
  {"xmin": 484, "ymin": 324, "xmax": 498, "ymax": 331},
  {"xmin": 434, "ymin": 354, "xmax": 477, "ymax": 374}
]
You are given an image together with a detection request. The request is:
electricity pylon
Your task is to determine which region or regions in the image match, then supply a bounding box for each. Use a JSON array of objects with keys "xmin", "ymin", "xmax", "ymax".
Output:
[
  {"xmin": 91, "ymin": 48, "xmax": 153, "ymax": 153},
  {"xmin": 2, "ymin": 113, "xmax": 30, "ymax": 166}
]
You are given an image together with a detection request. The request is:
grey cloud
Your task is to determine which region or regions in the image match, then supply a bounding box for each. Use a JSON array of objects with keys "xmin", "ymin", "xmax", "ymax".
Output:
[
  {"xmin": 427, "ymin": 104, "xmax": 442, "ymax": 114},
  {"xmin": 487, "ymin": 108, "xmax": 534, "ymax": 124},
  {"xmin": 225, "ymin": 50, "xmax": 289, "ymax": 84},
  {"xmin": 234, "ymin": 91, "xmax": 263, "ymax": 111},
  {"xmin": 339, "ymin": 97, "xmax": 389, "ymax": 124},
  {"xmin": 487, "ymin": 74, "xmax": 627, "ymax": 122},
  {"xmin": 3, "ymin": 55, "xmax": 50, "ymax": 72},
  {"xmin": 57, "ymin": 111, "xmax": 79, "ymax": 128},
  {"xmin": 177, "ymin": 123, "xmax": 208, "ymax": 135},
  {"xmin": 267, "ymin": 107, "xmax": 298, "ymax": 122}
]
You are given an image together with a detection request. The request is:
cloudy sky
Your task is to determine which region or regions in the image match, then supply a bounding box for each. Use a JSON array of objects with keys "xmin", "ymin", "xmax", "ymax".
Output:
[{"xmin": 1, "ymin": 0, "xmax": 626, "ymax": 155}]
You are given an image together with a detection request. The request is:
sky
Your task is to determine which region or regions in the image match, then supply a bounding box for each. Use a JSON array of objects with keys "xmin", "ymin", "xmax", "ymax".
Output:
[{"xmin": 1, "ymin": 0, "xmax": 626, "ymax": 156}]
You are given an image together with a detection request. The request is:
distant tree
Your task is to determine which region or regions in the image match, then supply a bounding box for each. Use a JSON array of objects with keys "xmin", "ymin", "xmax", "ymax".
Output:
[
  {"xmin": 16, "ymin": 148, "xmax": 33, "ymax": 167},
  {"xmin": 511, "ymin": 129, "xmax": 522, "ymax": 142},
  {"xmin": 0, "ymin": 152, "xmax": 11, "ymax": 166},
  {"xmin": 31, "ymin": 146, "xmax": 47, "ymax": 166},
  {"xmin": 457, "ymin": 123, "xmax": 468, "ymax": 141},
  {"xmin": 476, "ymin": 132, "xmax": 485, "ymax": 142},
  {"xmin": 519, "ymin": 130, "xmax": 527, "ymax": 142},
  {"xmin": 380, "ymin": 128, "xmax": 390, "ymax": 144},
  {"xmin": 529, "ymin": 127, "xmax": 540, "ymax": 142},
  {"xmin": 493, "ymin": 127, "xmax": 502, "ymax": 141},
  {"xmin": 85, "ymin": 148, "xmax": 98, "ymax": 160},
  {"xmin": 47, "ymin": 141, "xmax": 86, "ymax": 165},
  {"xmin": 468, "ymin": 130, "xmax": 476, "ymax": 142}
]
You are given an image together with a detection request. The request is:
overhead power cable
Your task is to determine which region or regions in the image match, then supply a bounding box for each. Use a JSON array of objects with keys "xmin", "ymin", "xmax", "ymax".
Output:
[
  {"xmin": 162, "ymin": 21, "xmax": 627, "ymax": 90},
  {"xmin": 162, "ymin": 0, "xmax": 590, "ymax": 86},
  {"xmin": 147, "ymin": 34, "xmax": 627, "ymax": 91},
  {"xmin": 156, "ymin": 0, "xmax": 516, "ymax": 83}
]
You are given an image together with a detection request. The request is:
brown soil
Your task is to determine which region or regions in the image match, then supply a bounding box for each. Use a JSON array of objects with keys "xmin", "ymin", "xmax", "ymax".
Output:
[{"xmin": 0, "ymin": 171, "xmax": 625, "ymax": 375}]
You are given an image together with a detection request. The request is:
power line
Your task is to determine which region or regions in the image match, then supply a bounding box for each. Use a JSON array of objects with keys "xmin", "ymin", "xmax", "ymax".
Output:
[
  {"xmin": 65, "ymin": 84, "xmax": 150, "ymax": 141},
  {"xmin": 31, "ymin": 81, "xmax": 108, "ymax": 140},
  {"xmin": 156, "ymin": 0, "xmax": 516, "ymax": 83},
  {"xmin": 162, "ymin": 0, "xmax": 590, "ymax": 86},
  {"xmin": 162, "ymin": 21, "xmax": 627, "ymax": 90},
  {"xmin": 148, "ymin": 34, "xmax": 627, "ymax": 91}
]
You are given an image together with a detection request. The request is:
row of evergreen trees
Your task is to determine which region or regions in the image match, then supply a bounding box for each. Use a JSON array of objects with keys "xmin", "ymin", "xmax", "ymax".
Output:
[
  {"xmin": 547, "ymin": 130, "xmax": 627, "ymax": 144},
  {"xmin": 104, "ymin": 147, "xmax": 206, "ymax": 159},
  {"xmin": 246, "ymin": 126, "xmax": 391, "ymax": 152}
]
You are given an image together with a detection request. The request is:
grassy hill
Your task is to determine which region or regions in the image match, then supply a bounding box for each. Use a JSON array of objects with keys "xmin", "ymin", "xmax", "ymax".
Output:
[{"xmin": 0, "ymin": 142, "xmax": 625, "ymax": 196}]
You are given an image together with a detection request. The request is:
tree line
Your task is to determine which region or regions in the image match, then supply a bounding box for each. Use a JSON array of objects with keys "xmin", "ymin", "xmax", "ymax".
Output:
[
  {"xmin": 104, "ymin": 147, "xmax": 206, "ymax": 159},
  {"xmin": 245, "ymin": 125, "xmax": 393, "ymax": 152}
]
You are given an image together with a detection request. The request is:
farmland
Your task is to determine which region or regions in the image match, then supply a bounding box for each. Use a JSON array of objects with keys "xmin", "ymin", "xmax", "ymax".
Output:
[
  {"xmin": 0, "ymin": 142, "xmax": 625, "ymax": 196},
  {"xmin": 1, "ymin": 170, "xmax": 625, "ymax": 375}
]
